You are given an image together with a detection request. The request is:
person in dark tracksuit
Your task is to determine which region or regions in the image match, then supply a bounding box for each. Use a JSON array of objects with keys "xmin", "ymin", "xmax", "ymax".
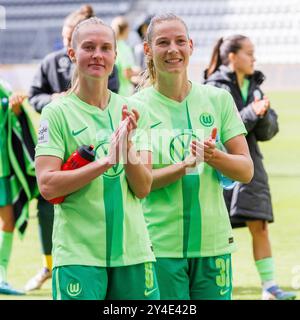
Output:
[
  {"xmin": 25, "ymin": 4, "xmax": 119, "ymax": 292},
  {"xmin": 204, "ymin": 35, "xmax": 297, "ymax": 300}
]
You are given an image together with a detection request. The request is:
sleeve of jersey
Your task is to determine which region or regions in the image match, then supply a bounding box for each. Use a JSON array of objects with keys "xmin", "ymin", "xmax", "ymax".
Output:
[
  {"xmin": 35, "ymin": 105, "xmax": 65, "ymax": 160},
  {"xmin": 131, "ymin": 103, "xmax": 152, "ymax": 153},
  {"xmin": 220, "ymin": 91, "xmax": 247, "ymax": 144}
]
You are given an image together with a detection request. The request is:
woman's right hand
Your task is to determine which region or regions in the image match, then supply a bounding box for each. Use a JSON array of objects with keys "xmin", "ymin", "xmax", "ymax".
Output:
[
  {"xmin": 183, "ymin": 127, "xmax": 218, "ymax": 171},
  {"xmin": 107, "ymin": 118, "xmax": 129, "ymax": 165}
]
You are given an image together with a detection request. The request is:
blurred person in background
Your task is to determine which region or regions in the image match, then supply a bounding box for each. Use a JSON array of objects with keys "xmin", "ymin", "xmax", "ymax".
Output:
[
  {"xmin": 0, "ymin": 79, "xmax": 37, "ymax": 295},
  {"xmin": 25, "ymin": 4, "xmax": 119, "ymax": 292},
  {"xmin": 111, "ymin": 16, "xmax": 141, "ymax": 96},
  {"xmin": 134, "ymin": 15, "xmax": 152, "ymax": 70},
  {"xmin": 204, "ymin": 35, "xmax": 297, "ymax": 300}
]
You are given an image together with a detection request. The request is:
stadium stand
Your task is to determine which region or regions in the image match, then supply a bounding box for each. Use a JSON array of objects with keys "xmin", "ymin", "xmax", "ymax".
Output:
[
  {"xmin": 142, "ymin": 0, "xmax": 300, "ymax": 64},
  {"xmin": 0, "ymin": 0, "xmax": 299, "ymax": 89},
  {"xmin": 0, "ymin": 0, "xmax": 135, "ymax": 63}
]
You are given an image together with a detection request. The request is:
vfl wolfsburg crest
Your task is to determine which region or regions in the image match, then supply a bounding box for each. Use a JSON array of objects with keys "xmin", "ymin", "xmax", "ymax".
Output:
[
  {"xmin": 169, "ymin": 131, "xmax": 199, "ymax": 163},
  {"xmin": 95, "ymin": 141, "xmax": 124, "ymax": 178},
  {"xmin": 67, "ymin": 281, "xmax": 82, "ymax": 297},
  {"xmin": 199, "ymin": 112, "xmax": 214, "ymax": 127}
]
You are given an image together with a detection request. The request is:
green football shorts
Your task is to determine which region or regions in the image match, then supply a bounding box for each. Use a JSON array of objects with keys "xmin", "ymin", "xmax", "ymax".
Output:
[
  {"xmin": 0, "ymin": 177, "xmax": 12, "ymax": 207},
  {"xmin": 155, "ymin": 254, "xmax": 232, "ymax": 300},
  {"xmin": 52, "ymin": 262, "xmax": 160, "ymax": 300}
]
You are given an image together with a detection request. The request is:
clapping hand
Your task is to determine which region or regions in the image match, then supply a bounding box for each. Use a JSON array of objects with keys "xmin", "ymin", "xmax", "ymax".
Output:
[{"xmin": 252, "ymin": 96, "xmax": 270, "ymax": 117}]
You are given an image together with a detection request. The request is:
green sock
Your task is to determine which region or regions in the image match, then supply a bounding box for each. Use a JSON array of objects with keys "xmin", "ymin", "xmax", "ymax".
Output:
[
  {"xmin": 255, "ymin": 257, "xmax": 275, "ymax": 283},
  {"xmin": 0, "ymin": 230, "xmax": 14, "ymax": 282}
]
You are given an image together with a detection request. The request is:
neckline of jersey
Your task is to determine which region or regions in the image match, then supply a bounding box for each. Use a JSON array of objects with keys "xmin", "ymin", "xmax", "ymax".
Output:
[
  {"xmin": 69, "ymin": 91, "xmax": 114, "ymax": 114},
  {"xmin": 151, "ymin": 81, "xmax": 195, "ymax": 108}
]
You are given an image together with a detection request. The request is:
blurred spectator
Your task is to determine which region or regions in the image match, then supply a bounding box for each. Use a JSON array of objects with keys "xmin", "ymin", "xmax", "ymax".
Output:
[
  {"xmin": 111, "ymin": 16, "xmax": 140, "ymax": 96},
  {"xmin": 204, "ymin": 35, "xmax": 297, "ymax": 300},
  {"xmin": 1, "ymin": 80, "xmax": 37, "ymax": 295},
  {"xmin": 134, "ymin": 15, "xmax": 152, "ymax": 70}
]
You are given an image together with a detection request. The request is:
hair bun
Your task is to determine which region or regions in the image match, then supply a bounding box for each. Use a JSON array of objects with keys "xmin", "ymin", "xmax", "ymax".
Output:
[{"xmin": 79, "ymin": 4, "xmax": 94, "ymax": 18}]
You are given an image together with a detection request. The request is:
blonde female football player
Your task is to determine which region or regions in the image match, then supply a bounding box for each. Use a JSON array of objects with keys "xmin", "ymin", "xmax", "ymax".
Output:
[
  {"xmin": 35, "ymin": 17, "xmax": 159, "ymax": 300},
  {"xmin": 133, "ymin": 14, "xmax": 253, "ymax": 300},
  {"xmin": 25, "ymin": 5, "xmax": 120, "ymax": 292}
]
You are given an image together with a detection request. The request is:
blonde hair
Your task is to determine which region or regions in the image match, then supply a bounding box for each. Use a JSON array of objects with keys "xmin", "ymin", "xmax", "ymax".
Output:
[
  {"xmin": 71, "ymin": 16, "xmax": 117, "ymax": 49},
  {"xmin": 69, "ymin": 17, "xmax": 117, "ymax": 92},
  {"xmin": 138, "ymin": 13, "xmax": 190, "ymax": 89}
]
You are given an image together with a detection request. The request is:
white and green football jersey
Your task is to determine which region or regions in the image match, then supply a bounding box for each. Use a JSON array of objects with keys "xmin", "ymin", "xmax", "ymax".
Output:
[
  {"xmin": 35, "ymin": 91, "xmax": 155, "ymax": 268},
  {"xmin": 133, "ymin": 82, "xmax": 247, "ymax": 258}
]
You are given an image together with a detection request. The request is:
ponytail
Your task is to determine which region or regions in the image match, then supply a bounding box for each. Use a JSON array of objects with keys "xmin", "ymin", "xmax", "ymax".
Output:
[
  {"xmin": 69, "ymin": 67, "xmax": 79, "ymax": 93},
  {"xmin": 137, "ymin": 55, "xmax": 155, "ymax": 90},
  {"xmin": 204, "ymin": 34, "xmax": 249, "ymax": 80},
  {"xmin": 204, "ymin": 37, "xmax": 223, "ymax": 80}
]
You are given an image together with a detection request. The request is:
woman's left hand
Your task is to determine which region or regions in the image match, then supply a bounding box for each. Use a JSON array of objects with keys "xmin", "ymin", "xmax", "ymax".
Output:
[
  {"xmin": 203, "ymin": 140, "xmax": 217, "ymax": 162},
  {"xmin": 203, "ymin": 127, "xmax": 217, "ymax": 163},
  {"xmin": 191, "ymin": 139, "xmax": 216, "ymax": 163}
]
